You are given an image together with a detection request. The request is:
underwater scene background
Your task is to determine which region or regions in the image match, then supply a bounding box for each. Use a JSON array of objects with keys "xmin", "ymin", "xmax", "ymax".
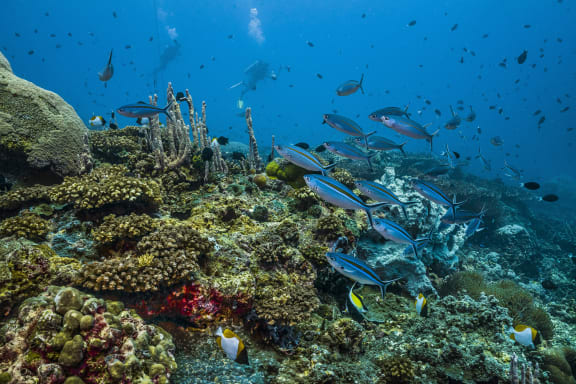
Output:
[{"xmin": 0, "ymin": 0, "xmax": 575, "ymax": 383}]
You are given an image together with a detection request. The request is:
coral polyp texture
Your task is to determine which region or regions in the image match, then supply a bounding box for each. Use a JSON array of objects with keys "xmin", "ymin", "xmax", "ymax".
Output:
[{"xmin": 0, "ymin": 286, "xmax": 176, "ymax": 384}]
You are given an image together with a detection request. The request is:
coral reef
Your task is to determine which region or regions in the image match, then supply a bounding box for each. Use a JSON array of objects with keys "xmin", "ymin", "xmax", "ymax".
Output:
[
  {"xmin": 0, "ymin": 211, "xmax": 52, "ymax": 241},
  {"xmin": 0, "ymin": 51, "xmax": 92, "ymax": 180},
  {"xmin": 0, "ymin": 185, "xmax": 51, "ymax": 215},
  {"xmin": 91, "ymin": 213, "xmax": 158, "ymax": 246},
  {"xmin": 50, "ymin": 165, "xmax": 162, "ymax": 211},
  {"xmin": 0, "ymin": 286, "xmax": 176, "ymax": 383},
  {"xmin": 81, "ymin": 222, "xmax": 212, "ymax": 292}
]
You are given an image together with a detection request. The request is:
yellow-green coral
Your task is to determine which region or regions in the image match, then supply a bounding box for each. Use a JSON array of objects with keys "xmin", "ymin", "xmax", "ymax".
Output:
[
  {"xmin": 92, "ymin": 213, "xmax": 158, "ymax": 245},
  {"xmin": 0, "ymin": 211, "xmax": 52, "ymax": 241},
  {"xmin": 81, "ymin": 222, "xmax": 212, "ymax": 292},
  {"xmin": 265, "ymin": 159, "xmax": 308, "ymax": 188},
  {"xmin": 0, "ymin": 185, "xmax": 51, "ymax": 212},
  {"xmin": 49, "ymin": 164, "xmax": 162, "ymax": 210},
  {"xmin": 90, "ymin": 127, "xmax": 142, "ymax": 163},
  {"xmin": 375, "ymin": 354, "xmax": 415, "ymax": 384}
]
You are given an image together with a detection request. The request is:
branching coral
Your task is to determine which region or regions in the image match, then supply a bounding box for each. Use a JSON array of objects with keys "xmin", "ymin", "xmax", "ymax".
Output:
[
  {"xmin": 0, "ymin": 211, "xmax": 52, "ymax": 241},
  {"xmin": 49, "ymin": 164, "xmax": 162, "ymax": 210},
  {"xmin": 91, "ymin": 213, "xmax": 158, "ymax": 245},
  {"xmin": 0, "ymin": 185, "xmax": 51, "ymax": 213},
  {"xmin": 89, "ymin": 126, "xmax": 143, "ymax": 164},
  {"xmin": 81, "ymin": 222, "xmax": 212, "ymax": 292},
  {"xmin": 375, "ymin": 354, "xmax": 415, "ymax": 384}
]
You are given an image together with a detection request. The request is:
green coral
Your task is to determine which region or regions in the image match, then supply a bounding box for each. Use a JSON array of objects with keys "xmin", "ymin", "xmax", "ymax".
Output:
[
  {"xmin": 265, "ymin": 159, "xmax": 308, "ymax": 188},
  {"xmin": 49, "ymin": 164, "xmax": 162, "ymax": 210},
  {"xmin": 0, "ymin": 211, "xmax": 52, "ymax": 241},
  {"xmin": 92, "ymin": 213, "xmax": 158, "ymax": 245},
  {"xmin": 0, "ymin": 185, "xmax": 51, "ymax": 212},
  {"xmin": 81, "ymin": 222, "xmax": 212, "ymax": 292},
  {"xmin": 375, "ymin": 354, "xmax": 415, "ymax": 384}
]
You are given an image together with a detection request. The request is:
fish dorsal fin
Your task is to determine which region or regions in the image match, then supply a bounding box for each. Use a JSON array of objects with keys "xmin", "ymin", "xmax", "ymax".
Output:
[{"xmin": 216, "ymin": 336, "xmax": 222, "ymax": 348}]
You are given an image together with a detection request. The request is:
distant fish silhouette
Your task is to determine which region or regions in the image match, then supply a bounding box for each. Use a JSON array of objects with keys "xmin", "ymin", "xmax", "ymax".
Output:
[{"xmin": 98, "ymin": 49, "xmax": 114, "ymax": 87}]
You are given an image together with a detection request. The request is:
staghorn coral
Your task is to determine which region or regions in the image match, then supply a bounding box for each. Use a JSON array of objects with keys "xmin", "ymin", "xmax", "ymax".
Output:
[
  {"xmin": 91, "ymin": 213, "xmax": 158, "ymax": 246},
  {"xmin": 50, "ymin": 164, "xmax": 162, "ymax": 210},
  {"xmin": 0, "ymin": 286, "xmax": 176, "ymax": 384},
  {"xmin": 81, "ymin": 222, "xmax": 212, "ymax": 292},
  {"xmin": 0, "ymin": 240, "xmax": 80, "ymax": 316},
  {"xmin": 0, "ymin": 211, "xmax": 52, "ymax": 241}
]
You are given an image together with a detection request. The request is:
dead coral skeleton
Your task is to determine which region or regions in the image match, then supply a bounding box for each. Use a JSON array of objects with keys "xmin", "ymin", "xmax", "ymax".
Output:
[{"xmin": 509, "ymin": 353, "xmax": 541, "ymax": 384}]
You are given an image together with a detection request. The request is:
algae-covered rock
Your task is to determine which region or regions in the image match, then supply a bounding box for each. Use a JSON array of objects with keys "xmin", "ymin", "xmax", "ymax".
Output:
[
  {"xmin": 63, "ymin": 376, "xmax": 85, "ymax": 384},
  {"xmin": 58, "ymin": 334, "xmax": 84, "ymax": 367},
  {"xmin": 54, "ymin": 287, "xmax": 83, "ymax": 315},
  {"xmin": 0, "ymin": 51, "xmax": 91, "ymax": 180}
]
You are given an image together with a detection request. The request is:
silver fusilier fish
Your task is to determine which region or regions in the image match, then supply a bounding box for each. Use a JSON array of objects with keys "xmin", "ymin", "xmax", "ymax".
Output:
[
  {"xmin": 274, "ymin": 144, "xmax": 336, "ymax": 176},
  {"xmin": 98, "ymin": 49, "xmax": 114, "ymax": 87},
  {"xmin": 304, "ymin": 174, "xmax": 387, "ymax": 228},
  {"xmin": 373, "ymin": 218, "xmax": 429, "ymax": 258},
  {"xmin": 476, "ymin": 147, "xmax": 492, "ymax": 171},
  {"xmin": 325, "ymin": 251, "xmax": 401, "ymax": 298},
  {"xmin": 117, "ymin": 101, "xmax": 174, "ymax": 121},
  {"xmin": 465, "ymin": 217, "xmax": 484, "ymax": 238},
  {"xmin": 502, "ymin": 160, "xmax": 522, "ymax": 180},
  {"xmin": 336, "ymin": 74, "xmax": 364, "ymax": 96},
  {"xmin": 380, "ymin": 115, "xmax": 439, "ymax": 151},
  {"xmin": 444, "ymin": 105, "xmax": 462, "ymax": 130},
  {"xmin": 355, "ymin": 180, "xmax": 418, "ymax": 219},
  {"xmin": 322, "ymin": 114, "xmax": 375, "ymax": 147},
  {"xmin": 441, "ymin": 205, "xmax": 487, "ymax": 225},
  {"xmin": 368, "ymin": 105, "xmax": 410, "ymax": 121},
  {"xmin": 323, "ymin": 141, "xmax": 375, "ymax": 170},
  {"xmin": 354, "ymin": 136, "xmax": 407, "ymax": 156},
  {"xmin": 412, "ymin": 180, "xmax": 465, "ymax": 218}
]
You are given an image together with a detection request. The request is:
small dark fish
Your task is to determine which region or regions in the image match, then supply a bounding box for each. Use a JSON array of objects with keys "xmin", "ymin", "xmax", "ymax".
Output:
[
  {"xmin": 306, "ymin": 41, "xmax": 314, "ymax": 47},
  {"xmin": 560, "ymin": 106, "xmax": 570, "ymax": 112},
  {"xmin": 489, "ymin": 105, "xmax": 496, "ymax": 110},
  {"xmin": 482, "ymin": 33, "xmax": 489, "ymax": 38},
  {"xmin": 176, "ymin": 92, "xmax": 186, "ymax": 101},
  {"xmin": 15, "ymin": 32, "xmax": 21, "ymax": 37},
  {"xmin": 521, "ymin": 182, "xmax": 540, "ymax": 190},
  {"xmin": 538, "ymin": 116, "xmax": 546, "ymax": 125},
  {"xmin": 28, "ymin": 50, "xmax": 34, "ymax": 55},
  {"xmin": 315, "ymin": 145, "xmax": 326, "ymax": 153},
  {"xmin": 294, "ymin": 142, "xmax": 310, "ymax": 150},
  {"xmin": 451, "ymin": 24, "xmax": 458, "ymax": 32},
  {"xmin": 361, "ymin": 13, "xmax": 366, "ymax": 18},
  {"xmin": 200, "ymin": 64, "xmax": 205, "ymax": 69},
  {"xmin": 408, "ymin": 20, "xmax": 417, "ymax": 26},
  {"xmin": 490, "ymin": 136, "xmax": 504, "ymax": 146},
  {"xmin": 434, "ymin": 109, "xmax": 442, "ymax": 117},
  {"xmin": 316, "ymin": 73, "xmax": 323, "ymax": 79},
  {"xmin": 201, "ymin": 147, "xmax": 214, "ymax": 161},
  {"xmin": 231, "ymin": 151, "xmax": 245, "ymax": 161},
  {"xmin": 533, "ymin": 110, "xmax": 541, "ymax": 116},
  {"xmin": 50, "ymin": 33, "xmax": 56, "ymax": 38},
  {"xmin": 113, "ymin": 11, "xmax": 117, "ymax": 18},
  {"xmin": 540, "ymin": 194, "xmax": 559, "ymax": 203},
  {"xmin": 217, "ymin": 136, "xmax": 229, "ymax": 146},
  {"xmin": 149, "ymin": 36, "xmax": 154, "ymax": 42},
  {"xmin": 460, "ymin": 56, "xmax": 464, "ymax": 64},
  {"xmin": 425, "ymin": 99, "xmax": 431, "ymax": 105},
  {"xmin": 227, "ymin": 34, "xmax": 234, "ymax": 39},
  {"xmin": 464, "ymin": 106, "xmax": 476, "ymax": 122},
  {"xmin": 498, "ymin": 108, "xmax": 503, "ymax": 115},
  {"xmin": 109, "ymin": 122, "xmax": 118, "ymax": 130},
  {"xmin": 517, "ymin": 50, "xmax": 528, "ymax": 64},
  {"xmin": 568, "ymin": 128, "xmax": 574, "ymax": 132},
  {"xmin": 125, "ymin": 45, "xmax": 132, "ymax": 49},
  {"xmin": 524, "ymin": 24, "xmax": 531, "ymax": 28}
]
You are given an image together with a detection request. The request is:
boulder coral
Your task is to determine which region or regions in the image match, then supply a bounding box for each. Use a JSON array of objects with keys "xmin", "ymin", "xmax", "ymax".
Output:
[
  {"xmin": 0, "ymin": 51, "xmax": 92, "ymax": 181},
  {"xmin": 0, "ymin": 286, "xmax": 176, "ymax": 384}
]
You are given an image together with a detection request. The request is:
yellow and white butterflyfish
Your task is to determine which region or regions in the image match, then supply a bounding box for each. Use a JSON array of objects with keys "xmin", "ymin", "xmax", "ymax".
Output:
[
  {"xmin": 415, "ymin": 293, "xmax": 427, "ymax": 316},
  {"xmin": 508, "ymin": 325, "xmax": 537, "ymax": 348},
  {"xmin": 348, "ymin": 285, "xmax": 368, "ymax": 314},
  {"xmin": 215, "ymin": 327, "xmax": 249, "ymax": 365},
  {"xmin": 89, "ymin": 115, "xmax": 106, "ymax": 127}
]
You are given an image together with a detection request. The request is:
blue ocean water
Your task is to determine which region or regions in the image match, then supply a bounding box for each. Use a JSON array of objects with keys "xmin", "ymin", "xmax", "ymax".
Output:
[{"xmin": 1, "ymin": 0, "xmax": 574, "ymax": 184}]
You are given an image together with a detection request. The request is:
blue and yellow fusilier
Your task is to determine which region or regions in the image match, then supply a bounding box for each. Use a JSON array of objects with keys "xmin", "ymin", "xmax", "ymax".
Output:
[
  {"xmin": 354, "ymin": 136, "xmax": 407, "ymax": 156},
  {"xmin": 117, "ymin": 100, "xmax": 174, "ymax": 121},
  {"xmin": 412, "ymin": 179, "xmax": 465, "ymax": 219},
  {"xmin": 336, "ymin": 74, "xmax": 364, "ymax": 96},
  {"xmin": 380, "ymin": 115, "xmax": 439, "ymax": 151},
  {"xmin": 465, "ymin": 217, "xmax": 485, "ymax": 238},
  {"xmin": 215, "ymin": 327, "xmax": 249, "ymax": 364},
  {"xmin": 373, "ymin": 218, "xmax": 429, "ymax": 258},
  {"xmin": 441, "ymin": 205, "xmax": 486, "ymax": 225},
  {"xmin": 323, "ymin": 141, "xmax": 375, "ymax": 171},
  {"xmin": 274, "ymin": 144, "xmax": 337, "ymax": 176},
  {"xmin": 303, "ymin": 174, "xmax": 388, "ymax": 228},
  {"xmin": 325, "ymin": 251, "xmax": 401, "ymax": 299},
  {"xmin": 415, "ymin": 293, "xmax": 428, "ymax": 316},
  {"xmin": 355, "ymin": 180, "xmax": 418, "ymax": 219},
  {"xmin": 508, "ymin": 325, "xmax": 537, "ymax": 348},
  {"xmin": 322, "ymin": 114, "xmax": 375, "ymax": 147}
]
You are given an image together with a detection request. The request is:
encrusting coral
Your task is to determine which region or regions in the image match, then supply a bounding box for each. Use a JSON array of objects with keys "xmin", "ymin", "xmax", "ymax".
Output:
[
  {"xmin": 49, "ymin": 164, "xmax": 162, "ymax": 211},
  {"xmin": 0, "ymin": 286, "xmax": 176, "ymax": 384}
]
